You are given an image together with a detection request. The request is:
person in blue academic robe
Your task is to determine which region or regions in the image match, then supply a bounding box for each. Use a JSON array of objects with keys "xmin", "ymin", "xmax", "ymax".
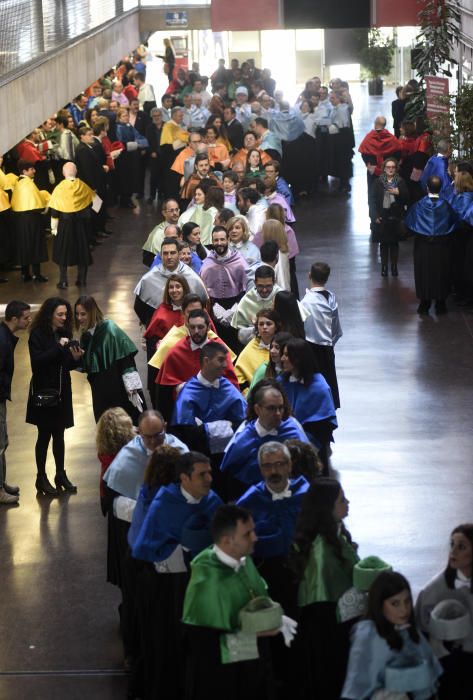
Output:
[
  {"xmin": 342, "ymin": 619, "xmax": 442, "ymax": 700},
  {"xmin": 277, "ymin": 338, "xmax": 338, "ymax": 474},
  {"xmin": 405, "ymin": 175, "xmax": 459, "ymax": 314},
  {"xmin": 420, "ymin": 145, "xmax": 452, "ymax": 195},
  {"xmin": 237, "ymin": 441, "xmax": 309, "ymax": 612},
  {"xmin": 441, "ymin": 174, "xmax": 473, "ymax": 304},
  {"xmin": 130, "ymin": 453, "xmax": 223, "ymax": 700},
  {"xmin": 237, "ymin": 444, "xmax": 308, "ymax": 695},
  {"xmin": 170, "ymin": 342, "xmax": 247, "ymax": 498},
  {"xmin": 219, "ymin": 381, "xmax": 309, "ymax": 500}
]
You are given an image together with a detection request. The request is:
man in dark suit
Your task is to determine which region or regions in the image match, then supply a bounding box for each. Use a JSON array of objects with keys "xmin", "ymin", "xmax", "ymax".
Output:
[
  {"xmin": 129, "ymin": 99, "xmax": 150, "ymax": 197},
  {"xmin": 223, "ymin": 106, "xmax": 244, "ymax": 152},
  {"xmin": 75, "ymin": 126, "xmax": 108, "ymax": 243}
]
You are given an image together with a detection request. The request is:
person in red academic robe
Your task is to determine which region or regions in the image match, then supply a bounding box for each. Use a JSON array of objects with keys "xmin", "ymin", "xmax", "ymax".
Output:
[
  {"xmin": 358, "ymin": 116, "xmax": 402, "ymax": 229},
  {"xmin": 143, "ymin": 273, "xmax": 190, "ymax": 406},
  {"xmin": 156, "ymin": 308, "xmax": 239, "ymax": 420}
]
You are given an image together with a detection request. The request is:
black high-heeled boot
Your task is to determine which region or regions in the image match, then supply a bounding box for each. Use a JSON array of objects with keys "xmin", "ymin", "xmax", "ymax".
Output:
[
  {"xmin": 381, "ymin": 265, "xmax": 388, "ymax": 277},
  {"xmin": 36, "ymin": 474, "xmax": 58, "ymax": 496},
  {"xmin": 55, "ymin": 471, "xmax": 77, "ymax": 493}
]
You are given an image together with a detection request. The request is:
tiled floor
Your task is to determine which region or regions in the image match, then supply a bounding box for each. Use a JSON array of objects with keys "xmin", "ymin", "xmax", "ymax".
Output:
[{"xmin": 1, "ymin": 83, "xmax": 472, "ymax": 698}]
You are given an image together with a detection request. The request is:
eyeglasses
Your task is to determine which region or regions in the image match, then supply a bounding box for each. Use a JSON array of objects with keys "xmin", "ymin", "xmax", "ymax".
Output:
[
  {"xmin": 256, "ymin": 284, "xmax": 273, "ymax": 291},
  {"xmin": 141, "ymin": 430, "xmax": 165, "ymax": 440},
  {"xmin": 260, "ymin": 460, "xmax": 288, "ymax": 469}
]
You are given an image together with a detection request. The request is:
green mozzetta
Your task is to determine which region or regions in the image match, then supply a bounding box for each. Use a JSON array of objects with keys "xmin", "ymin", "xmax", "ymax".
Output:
[
  {"xmin": 80, "ymin": 319, "xmax": 138, "ymax": 375},
  {"xmin": 298, "ymin": 533, "xmax": 359, "ymax": 607},
  {"xmin": 182, "ymin": 547, "xmax": 268, "ymax": 632}
]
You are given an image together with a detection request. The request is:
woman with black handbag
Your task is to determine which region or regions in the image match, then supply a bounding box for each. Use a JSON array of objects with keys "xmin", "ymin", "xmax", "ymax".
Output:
[
  {"xmin": 26, "ymin": 297, "xmax": 83, "ymax": 496},
  {"xmin": 373, "ymin": 158, "xmax": 409, "ymax": 277}
]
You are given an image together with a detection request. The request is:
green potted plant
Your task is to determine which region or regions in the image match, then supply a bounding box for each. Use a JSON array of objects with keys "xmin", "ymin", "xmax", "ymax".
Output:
[{"xmin": 360, "ymin": 29, "xmax": 395, "ymax": 96}]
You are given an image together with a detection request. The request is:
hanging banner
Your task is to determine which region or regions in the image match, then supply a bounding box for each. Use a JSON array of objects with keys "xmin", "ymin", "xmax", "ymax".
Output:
[{"xmin": 425, "ymin": 76, "xmax": 450, "ymax": 118}]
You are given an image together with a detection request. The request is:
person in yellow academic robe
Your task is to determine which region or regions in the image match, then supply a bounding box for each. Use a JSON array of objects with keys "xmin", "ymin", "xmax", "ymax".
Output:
[
  {"xmin": 234, "ymin": 308, "xmax": 282, "ymax": 395},
  {"xmin": 10, "ymin": 159, "xmax": 50, "ymax": 282},
  {"xmin": 49, "ymin": 162, "xmax": 95, "ymax": 288}
]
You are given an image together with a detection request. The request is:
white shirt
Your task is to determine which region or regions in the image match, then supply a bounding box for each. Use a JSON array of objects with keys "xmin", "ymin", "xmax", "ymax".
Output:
[
  {"xmin": 190, "ymin": 337, "xmax": 209, "ymax": 352},
  {"xmin": 267, "ymin": 482, "xmax": 292, "ymax": 500},
  {"xmin": 138, "ymin": 83, "xmax": 156, "ymax": 108},
  {"xmin": 255, "ymin": 419, "xmax": 278, "ymax": 438},
  {"xmin": 197, "ymin": 371, "xmax": 220, "ymax": 389},
  {"xmin": 214, "ymin": 544, "xmax": 246, "ymax": 572},
  {"xmin": 180, "ymin": 485, "xmax": 201, "ymax": 504}
]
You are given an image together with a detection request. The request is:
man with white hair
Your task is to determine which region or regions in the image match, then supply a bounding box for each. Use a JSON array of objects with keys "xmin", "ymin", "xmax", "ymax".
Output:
[
  {"xmin": 237, "ymin": 440, "xmax": 309, "ymax": 615},
  {"xmin": 48, "ymin": 161, "xmax": 96, "ymax": 288},
  {"xmin": 190, "ymin": 93, "xmax": 210, "ymax": 128},
  {"xmin": 420, "ymin": 138, "xmax": 452, "ymax": 194}
]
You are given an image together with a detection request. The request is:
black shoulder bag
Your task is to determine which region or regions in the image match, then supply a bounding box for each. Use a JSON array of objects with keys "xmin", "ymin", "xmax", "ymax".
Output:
[{"xmin": 31, "ymin": 366, "xmax": 63, "ymax": 408}]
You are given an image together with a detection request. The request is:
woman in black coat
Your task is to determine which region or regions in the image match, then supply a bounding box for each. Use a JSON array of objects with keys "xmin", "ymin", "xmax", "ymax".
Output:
[
  {"xmin": 26, "ymin": 297, "xmax": 83, "ymax": 496},
  {"xmin": 373, "ymin": 157, "xmax": 409, "ymax": 277}
]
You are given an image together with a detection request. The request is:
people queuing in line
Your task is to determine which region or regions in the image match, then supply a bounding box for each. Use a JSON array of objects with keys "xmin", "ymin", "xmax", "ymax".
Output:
[{"xmin": 1, "ymin": 49, "xmax": 472, "ymax": 700}]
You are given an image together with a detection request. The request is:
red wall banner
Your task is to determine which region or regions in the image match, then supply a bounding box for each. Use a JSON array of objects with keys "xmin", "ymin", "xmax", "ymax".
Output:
[
  {"xmin": 425, "ymin": 75, "xmax": 450, "ymax": 119},
  {"xmin": 211, "ymin": 0, "xmax": 283, "ymax": 31},
  {"xmin": 373, "ymin": 0, "xmax": 425, "ymax": 27}
]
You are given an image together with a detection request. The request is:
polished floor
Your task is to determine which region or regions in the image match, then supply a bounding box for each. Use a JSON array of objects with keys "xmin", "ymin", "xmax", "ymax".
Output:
[{"xmin": 1, "ymin": 85, "xmax": 473, "ymax": 699}]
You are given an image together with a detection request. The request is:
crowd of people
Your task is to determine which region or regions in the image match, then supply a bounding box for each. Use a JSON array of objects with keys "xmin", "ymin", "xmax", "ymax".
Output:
[
  {"xmin": 359, "ymin": 79, "xmax": 473, "ymax": 315},
  {"xmin": 0, "ymin": 46, "xmax": 472, "ymax": 700}
]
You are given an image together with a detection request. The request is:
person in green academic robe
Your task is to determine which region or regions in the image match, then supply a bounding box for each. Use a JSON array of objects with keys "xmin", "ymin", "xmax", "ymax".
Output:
[
  {"xmin": 75, "ymin": 295, "xmax": 146, "ymax": 423},
  {"xmin": 182, "ymin": 504, "xmax": 281, "ymax": 700}
]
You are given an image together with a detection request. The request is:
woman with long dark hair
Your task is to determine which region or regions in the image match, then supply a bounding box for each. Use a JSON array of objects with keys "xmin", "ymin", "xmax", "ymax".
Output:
[
  {"xmin": 26, "ymin": 297, "xmax": 82, "ymax": 495},
  {"xmin": 342, "ymin": 571, "xmax": 442, "ymax": 699},
  {"xmin": 290, "ymin": 477, "xmax": 359, "ymax": 700},
  {"xmin": 279, "ymin": 338, "xmax": 337, "ymax": 472},
  {"xmin": 416, "ymin": 523, "xmax": 473, "ymax": 699},
  {"xmin": 273, "ymin": 290, "xmax": 306, "ymax": 338},
  {"xmin": 181, "ymin": 221, "xmax": 208, "ymax": 262},
  {"xmin": 143, "ymin": 274, "xmax": 190, "ymax": 407},
  {"xmin": 75, "ymin": 295, "xmax": 145, "ymax": 423}
]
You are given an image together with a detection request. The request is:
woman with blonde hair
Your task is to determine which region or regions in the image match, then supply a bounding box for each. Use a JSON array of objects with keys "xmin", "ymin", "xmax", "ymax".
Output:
[
  {"xmin": 227, "ymin": 215, "xmax": 261, "ymax": 269},
  {"xmin": 96, "ymin": 407, "xmax": 135, "ymax": 509},
  {"xmin": 261, "ymin": 218, "xmax": 291, "ymax": 291},
  {"xmin": 158, "ymin": 38, "xmax": 176, "ymax": 82},
  {"xmin": 253, "ymin": 202, "xmax": 300, "ymax": 295}
]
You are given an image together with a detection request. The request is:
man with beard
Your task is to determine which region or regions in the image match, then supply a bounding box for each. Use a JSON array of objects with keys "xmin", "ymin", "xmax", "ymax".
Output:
[
  {"xmin": 180, "ymin": 153, "xmax": 221, "ymax": 204},
  {"xmin": 237, "ymin": 187, "xmax": 268, "ymax": 237},
  {"xmin": 200, "ymin": 226, "xmax": 248, "ymax": 352},
  {"xmin": 358, "ymin": 116, "xmax": 402, "ymax": 229},
  {"xmin": 231, "ymin": 265, "xmax": 281, "ymax": 345},
  {"xmin": 156, "ymin": 309, "xmax": 239, "ymax": 421},
  {"xmin": 134, "ymin": 237, "xmax": 208, "ymax": 326}
]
